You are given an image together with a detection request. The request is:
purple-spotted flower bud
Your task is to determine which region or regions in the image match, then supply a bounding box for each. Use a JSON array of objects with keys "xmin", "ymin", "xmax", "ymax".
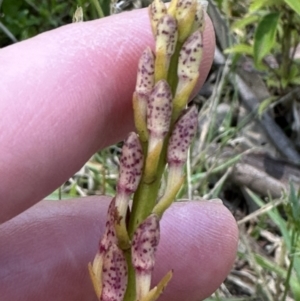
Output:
[
  {"xmin": 168, "ymin": 106, "xmax": 198, "ymax": 166},
  {"xmin": 115, "ymin": 132, "xmax": 144, "ymax": 248},
  {"xmin": 101, "ymin": 243, "xmax": 128, "ymax": 301},
  {"xmin": 192, "ymin": 0, "xmax": 207, "ymax": 33},
  {"xmin": 155, "ymin": 14, "xmax": 178, "ymax": 81},
  {"xmin": 176, "ymin": 0, "xmax": 197, "ymax": 42},
  {"xmin": 153, "ymin": 106, "xmax": 198, "ymax": 218},
  {"xmin": 133, "ymin": 47, "xmax": 155, "ymax": 142},
  {"xmin": 147, "ymin": 80, "xmax": 172, "ymax": 151},
  {"xmin": 89, "ymin": 199, "xmax": 118, "ymax": 299},
  {"xmin": 132, "ymin": 214, "xmax": 160, "ymax": 299},
  {"xmin": 177, "ymin": 30, "xmax": 203, "ymax": 85},
  {"xmin": 117, "ymin": 132, "xmax": 144, "ymax": 195},
  {"xmin": 149, "ymin": 0, "xmax": 167, "ymax": 35},
  {"xmin": 145, "ymin": 80, "xmax": 172, "ymax": 182},
  {"xmin": 172, "ymin": 30, "xmax": 203, "ymax": 120},
  {"xmin": 136, "ymin": 47, "xmax": 155, "ymax": 98}
]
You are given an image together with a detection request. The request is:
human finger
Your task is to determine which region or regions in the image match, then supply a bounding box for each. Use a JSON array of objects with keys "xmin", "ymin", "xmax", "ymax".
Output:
[
  {"xmin": 0, "ymin": 198, "xmax": 237, "ymax": 301},
  {"xmin": 0, "ymin": 10, "xmax": 215, "ymax": 224}
]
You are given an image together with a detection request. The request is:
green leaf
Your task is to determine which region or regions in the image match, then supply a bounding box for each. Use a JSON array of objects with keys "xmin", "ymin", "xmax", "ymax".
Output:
[
  {"xmin": 231, "ymin": 14, "xmax": 260, "ymax": 30},
  {"xmin": 284, "ymin": 0, "xmax": 300, "ymax": 15},
  {"xmin": 224, "ymin": 43, "xmax": 254, "ymax": 56},
  {"xmin": 258, "ymin": 96, "xmax": 276, "ymax": 116},
  {"xmin": 250, "ymin": 0, "xmax": 283, "ymax": 12},
  {"xmin": 253, "ymin": 12, "xmax": 280, "ymax": 68}
]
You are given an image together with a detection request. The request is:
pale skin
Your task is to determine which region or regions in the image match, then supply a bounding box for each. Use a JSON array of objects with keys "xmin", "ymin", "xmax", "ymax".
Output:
[{"xmin": 0, "ymin": 8, "xmax": 238, "ymax": 301}]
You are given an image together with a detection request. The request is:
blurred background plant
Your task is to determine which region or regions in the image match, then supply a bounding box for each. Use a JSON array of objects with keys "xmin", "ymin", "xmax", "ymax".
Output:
[{"xmin": 1, "ymin": 0, "xmax": 300, "ymax": 300}]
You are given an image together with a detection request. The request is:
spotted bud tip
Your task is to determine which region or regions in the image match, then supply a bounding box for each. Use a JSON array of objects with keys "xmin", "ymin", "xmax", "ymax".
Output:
[
  {"xmin": 136, "ymin": 47, "xmax": 155, "ymax": 96},
  {"xmin": 144, "ymin": 80, "xmax": 172, "ymax": 182},
  {"xmin": 147, "ymin": 80, "xmax": 172, "ymax": 147},
  {"xmin": 99, "ymin": 199, "xmax": 118, "ymax": 253},
  {"xmin": 177, "ymin": 30, "xmax": 203, "ymax": 85},
  {"xmin": 168, "ymin": 106, "xmax": 198, "ymax": 166},
  {"xmin": 192, "ymin": 0, "xmax": 207, "ymax": 33},
  {"xmin": 172, "ymin": 31, "xmax": 203, "ymax": 120},
  {"xmin": 133, "ymin": 48, "xmax": 155, "ymax": 142},
  {"xmin": 155, "ymin": 14, "xmax": 178, "ymax": 81},
  {"xmin": 176, "ymin": 0, "xmax": 197, "ymax": 42},
  {"xmin": 117, "ymin": 132, "xmax": 143, "ymax": 195},
  {"xmin": 100, "ymin": 243, "xmax": 128, "ymax": 301},
  {"xmin": 132, "ymin": 214, "xmax": 160, "ymax": 272},
  {"xmin": 132, "ymin": 214, "xmax": 160, "ymax": 299},
  {"xmin": 149, "ymin": 0, "xmax": 167, "ymax": 35},
  {"xmin": 115, "ymin": 133, "xmax": 143, "ymax": 249},
  {"xmin": 89, "ymin": 199, "xmax": 118, "ymax": 299}
]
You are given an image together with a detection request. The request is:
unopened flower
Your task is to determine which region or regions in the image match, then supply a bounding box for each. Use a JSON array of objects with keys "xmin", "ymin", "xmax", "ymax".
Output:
[
  {"xmin": 101, "ymin": 243, "xmax": 128, "ymax": 301},
  {"xmin": 176, "ymin": 0, "xmax": 197, "ymax": 42},
  {"xmin": 172, "ymin": 30, "xmax": 203, "ymax": 120},
  {"xmin": 168, "ymin": 105, "xmax": 198, "ymax": 166},
  {"xmin": 144, "ymin": 80, "xmax": 172, "ymax": 182},
  {"xmin": 149, "ymin": 0, "xmax": 167, "ymax": 35},
  {"xmin": 153, "ymin": 106, "xmax": 198, "ymax": 218},
  {"xmin": 89, "ymin": 199, "xmax": 118, "ymax": 299},
  {"xmin": 192, "ymin": 0, "xmax": 207, "ymax": 33},
  {"xmin": 133, "ymin": 47, "xmax": 155, "ymax": 142},
  {"xmin": 115, "ymin": 132, "xmax": 144, "ymax": 248},
  {"xmin": 155, "ymin": 14, "xmax": 178, "ymax": 81},
  {"xmin": 132, "ymin": 214, "xmax": 160, "ymax": 299}
]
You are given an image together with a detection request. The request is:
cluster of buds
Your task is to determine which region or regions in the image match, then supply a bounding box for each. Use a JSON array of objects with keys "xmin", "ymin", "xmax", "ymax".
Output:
[{"xmin": 89, "ymin": 0, "xmax": 207, "ymax": 300}]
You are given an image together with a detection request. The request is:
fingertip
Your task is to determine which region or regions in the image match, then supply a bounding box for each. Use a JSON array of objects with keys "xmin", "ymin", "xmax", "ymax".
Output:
[{"xmin": 155, "ymin": 201, "xmax": 238, "ymax": 301}]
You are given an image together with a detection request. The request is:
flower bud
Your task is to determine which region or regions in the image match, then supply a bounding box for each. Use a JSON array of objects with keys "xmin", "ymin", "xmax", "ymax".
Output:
[
  {"xmin": 147, "ymin": 80, "xmax": 172, "ymax": 149},
  {"xmin": 168, "ymin": 106, "xmax": 198, "ymax": 166},
  {"xmin": 89, "ymin": 199, "xmax": 118, "ymax": 299},
  {"xmin": 149, "ymin": 0, "xmax": 167, "ymax": 35},
  {"xmin": 115, "ymin": 132, "xmax": 144, "ymax": 249},
  {"xmin": 173, "ymin": 30, "xmax": 203, "ymax": 120},
  {"xmin": 132, "ymin": 214, "xmax": 160, "ymax": 299},
  {"xmin": 155, "ymin": 14, "xmax": 178, "ymax": 81},
  {"xmin": 144, "ymin": 80, "xmax": 172, "ymax": 182},
  {"xmin": 117, "ymin": 132, "xmax": 144, "ymax": 195},
  {"xmin": 192, "ymin": 0, "xmax": 207, "ymax": 33},
  {"xmin": 176, "ymin": 0, "xmax": 197, "ymax": 42},
  {"xmin": 133, "ymin": 48, "xmax": 155, "ymax": 142},
  {"xmin": 153, "ymin": 106, "xmax": 198, "ymax": 218},
  {"xmin": 101, "ymin": 243, "xmax": 128, "ymax": 301}
]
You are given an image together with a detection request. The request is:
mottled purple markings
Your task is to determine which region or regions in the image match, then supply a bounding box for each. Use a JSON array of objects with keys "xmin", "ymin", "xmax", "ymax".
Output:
[
  {"xmin": 168, "ymin": 106, "xmax": 198, "ymax": 165},
  {"xmin": 101, "ymin": 243, "xmax": 128, "ymax": 301},
  {"xmin": 149, "ymin": 0, "xmax": 167, "ymax": 33},
  {"xmin": 136, "ymin": 47, "xmax": 155, "ymax": 95},
  {"xmin": 99, "ymin": 198, "xmax": 118, "ymax": 254},
  {"xmin": 147, "ymin": 80, "xmax": 172, "ymax": 139},
  {"xmin": 194, "ymin": 2, "xmax": 205, "ymax": 31},
  {"xmin": 131, "ymin": 214, "xmax": 160, "ymax": 272},
  {"xmin": 178, "ymin": 30, "xmax": 203, "ymax": 79},
  {"xmin": 117, "ymin": 132, "xmax": 143, "ymax": 195},
  {"xmin": 176, "ymin": 0, "xmax": 193, "ymax": 18},
  {"xmin": 156, "ymin": 14, "xmax": 178, "ymax": 58}
]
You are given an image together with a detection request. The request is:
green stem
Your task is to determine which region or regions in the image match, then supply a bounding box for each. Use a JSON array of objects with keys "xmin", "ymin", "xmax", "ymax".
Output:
[
  {"xmin": 167, "ymin": 42, "xmax": 183, "ymax": 95},
  {"xmin": 124, "ymin": 249, "xmax": 136, "ymax": 301},
  {"xmin": 281, "ymin": 19, "xmax": 292, "ymax": 89},
  {"xmin": 91, "ymin": 0, "xmax": 105, "ymax": 18},
  {"xmin": 281, "ymin": 229, "xmax": 298, "ymax": 301}
]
